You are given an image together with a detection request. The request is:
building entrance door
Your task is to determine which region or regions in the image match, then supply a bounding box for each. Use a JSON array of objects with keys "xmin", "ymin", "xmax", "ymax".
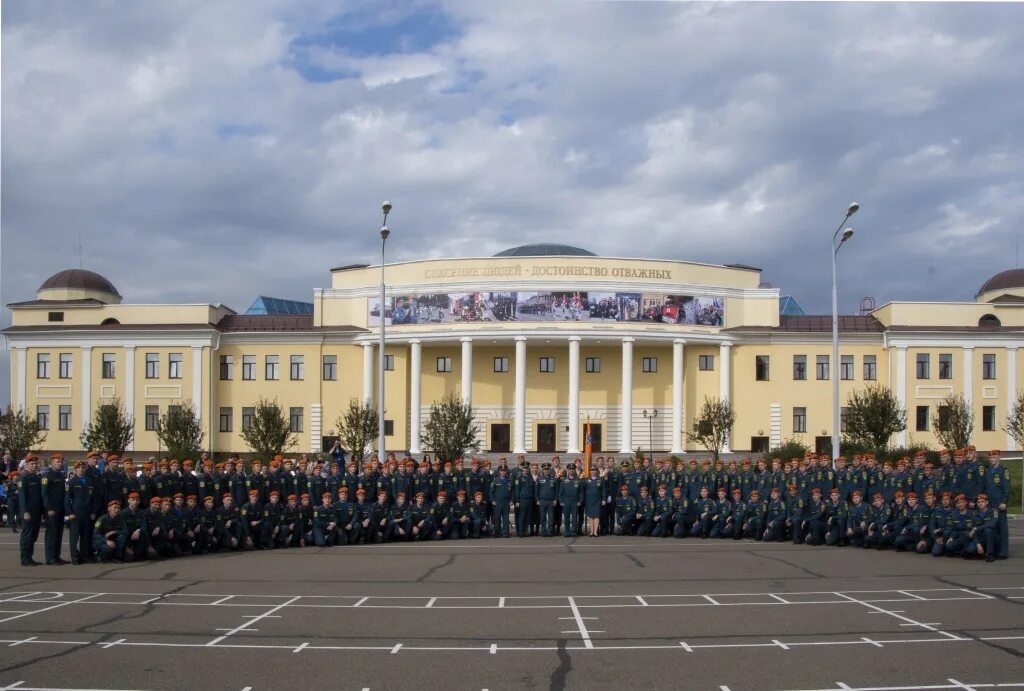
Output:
[
  {"xmin": 536, "ymin": 424, "xmax": 557, "ymax": 453},
  {"xmin": 490, "ymin": 424, "xmax": 511, "ymax": 453}
]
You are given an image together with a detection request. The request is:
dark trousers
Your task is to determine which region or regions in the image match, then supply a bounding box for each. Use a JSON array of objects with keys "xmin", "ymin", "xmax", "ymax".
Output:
[
  {"xmin": 538, "ymin": 500, "xmax": 554, "ymax": 536},
  {"xmin": 449, "ymin": 519, "xmax": 470, "ymax": 540},
  {"xmin": 690, "ymin": 515, "xmax": 712, "ymax": 538},
  {"xmin": 616, "ymin": 515, "xmax": 636, "ymax": 535},
  {"xmin": 515, "ymin": 502, "xmax": 535, "ymax": 536},
  {"xmin": 470, "ymin": 517, "xmax": 488, "ymax": 538},
  {"xmin": 673, "ymin": 515, "xmax": 693, "ymax": 537},
  {"xmin": 651, "ymin": 514, "xmax": 672, "ymax": 537},
  {"xmin": 825, "ymin": 518, "xmax": 847, "ymax": 546},
  {"xmin": 69, "ymin": 514, "xmax": 92, "ymax": 562},
  {"xmin": 93, "ymin": 533, "xmax": 125, "ymax": 561},
  {"xmin": 385, "ymin": 518, "xmax": 412, "ymax": 541},
  {"xmin": 997, "ymin": 510, "xmax": 1009, "ymax": 558},
  {"xmin": 804, "ymin": 518, "xmax": 825, "ymax": 545},
  {"xmin": 764, "ymin": 519, "xmax": 786, "ymax": 542},
  {"xmin": 19, "ymin": 511, "xmax": 42, "ymax": 563},
  {"xmin": 44, "ymin": 511, "xmax": 65, "ymax": 562},
  {"xmin": 562, "ymin": 503, "xmax": 580, "ymax": 536},
  {"xmin": 493, "ymin": 505, "xmax": 511, "ymax": 537}
]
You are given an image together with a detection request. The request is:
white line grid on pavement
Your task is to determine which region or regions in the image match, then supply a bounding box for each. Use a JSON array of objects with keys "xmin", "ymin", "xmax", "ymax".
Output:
[
  {"xmin": 0, "ymin": 585, "xmax": 1019, "ymax": 654},
  {"xmin": 0, "ymin": 683, "xmax": 1023, "ymax": 691}
]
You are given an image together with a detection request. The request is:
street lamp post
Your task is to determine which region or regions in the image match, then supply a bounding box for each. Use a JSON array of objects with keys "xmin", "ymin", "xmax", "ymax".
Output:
[
  {"xmin": 643, "ymin": 409, "xmax": 658, "ymax": 458},
  {"xmin": 831, "ymin": 202, "xmax": 858, "ymax": 462},
  {"xmin": 379, "ymin": 201, "xmax": 392, "ymax": 461}
]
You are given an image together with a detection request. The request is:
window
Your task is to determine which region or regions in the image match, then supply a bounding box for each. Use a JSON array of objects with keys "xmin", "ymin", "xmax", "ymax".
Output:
[
  {"xmin": 47, "ymin": 311, "xmax": 64, "ymax": 322},
  {"xmin": 145, "ymin": 353, "xmax": 159, "ymax": 379},
  {"xmin": 699, "ymin": 355, "xmax": 714, "ymax": 371},
  {"xmin": 289, "ymin": 407, "xmax": 303, "ymax": 433},
  {"xmin": 384, "ymin": 354, "xmax": 395, "ymax": 371},
  {"xmin": 241, "ymin": 407, "xmax": 255, "ymax": 432},
  {"xmin": 322, "ymin": 355, "xmax": 337, "ymax": 381},
  {"xmin": 219, "ymin": 407, "xmax": 233, "ymax": 433},
  {"xmin": 755, "ymin": 355, "xmax": 770, "ymax": 381},
  {"xmin": 982, "ymin": 405, "xmax": 996, "ymax": 432},
  {"xmin": 916, "ymin": 405, "xmax": 929, "ymax": 432},
  {"xmin": 290, "ymin": 355, "xmax": 304, "ymax": 380},
  {"xmin": 59, "ymin": 353, "xmax": 73, "ymax": 379},
  {"xmin": 58, "ymin": 405, "xmax": 72, "ymax": 431},
  {"xmin": 916, "ymin": 353, "xmax": 930, "ymax": 379},
  {"xmin": 585, "ymin": 357, "xmax": 600, "ymax": 373},
  {"xmin": 539, "ymin": 357, "xmax": 555, "ymax": 373},
  {"xmin": 863, "ymin": 355, "xmax": 877, "ymax": 381},
  {"xmin": 145, "ymin": 405, "xmax": 159, "ymax": 431},
  {"xmin": 242, "ymin": 355, "xmax": 256, "ymax": 380},
  {"xmin": 840, "ymin": 407, "xmax": 849, "ymax": 433},
  {"xmin": 384, "ymin": 420, "xmax": 394, "ymax": 436},
  {"xmin": 938, "ymin": 353, "xmax": 953, "ymax": 380},
  {"xmin": 36, "ymin": 405, "xmax": 50, "ymax": 431},
  {"xmin": 982, "ymin": 353, "xmax": 996, "ymax": 380},
  {"xmin": 220, "ymin": 355, "xmax": 234, "ymax": 380},
  {"xmin": 937, "ymin": 405, "xmax": 950, "ymax": 432},
  {"xmin": 168, "ymin": 353, "xmax": 183, "ymax": 379},
  {"xmin": 642, "ymin": 357, "xmax": 658, "ymax": 373},
  {"xmin": 437, "ymin": 357, "xmax": 453, "ymax": 373},
  {"xmin": 35, "ymin": 353, "xmax": 50, "ymax": 379},
  {"xmin": 793, "ymin": 355, "xmax": 807, "ymax": 380},
  {"xmin": 840, "ymin": 354, "xmax": 854, "ymax": 381},
  {"xmin": 494, "ymin": 357, "xmax": 509, "ymax": 373},
  {"xmin": 265, "ymin": 355, "xmax": 279, "ymax": 380},
  {"xmin": 793, "ymin": 407, "xmax": 807, "ymax": 433},
  {"xmin": 101, "ymin": 353, "xmax": 116, "ymax": 378},
  {"xmin": 816, "ymin": 355, "xmax": 829, "ymax": 380}
]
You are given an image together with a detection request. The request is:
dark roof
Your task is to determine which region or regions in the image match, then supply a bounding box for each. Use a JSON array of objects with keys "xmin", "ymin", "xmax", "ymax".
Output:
[
  {"xmin": 6, "ymin": 298, "xmax": 106, "ymax": 308},
  {"xmin": 38, "ymin": 269, "xmax": 120, "ymax": 296},
  {"xmin": 331, "ymin": 263, "xmax": 371, "ymax": 272},
  {"xmin": 724, "ymin": 263, "xmax": 762, "ymax": 272},
  {"xmin": 725, "ymin": 315, "xmax": 884, "ymax": 333},
  {"xmin": 977, "ymin": 268, "xmax": 1024, "ymax": 298},
  {"xmin": 494, "ymin": 243, "xmax": 597, "ymax": 257},
  {"xmin": 987, "ymin": 293, "xmax": 1024, "ymax": 304}
]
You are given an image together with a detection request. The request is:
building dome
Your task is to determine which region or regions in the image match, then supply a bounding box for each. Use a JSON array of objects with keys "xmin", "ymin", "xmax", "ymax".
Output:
[
  {"xmin": 976, "ymin": 268, "xmax": 1024, "ymax": 300},
  {"xmin": 37, "ymin": 269, "xmax": 122, "ymax": 304},
  {"xmin": 493, "ymin": 243, "xmax": 597, "ymax": 257}
]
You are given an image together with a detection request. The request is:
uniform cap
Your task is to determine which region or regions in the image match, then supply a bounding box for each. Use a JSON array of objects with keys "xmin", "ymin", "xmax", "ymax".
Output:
[
  {"xmin": 415, "ymin": 491, "xmax": 425, "ymax": 499},
  {"xmin": 620, "ymin": 484, "xmax": 629, "ymax": 492},
  {"xmin": 87, "ymin": 450, "xmax": 100, "ymax": 459},
  {"xmin": 287, "ymin": 494, "xmax": 297, "ymax": 502},
  {"xmin": 50, "ymin": 453, "xmax": 63, "ymax": 461},
  {"xmin": 941, "ymin": 491, "xmax": 953, "ymax": 499},
  {"xmin": 269, "ymin": 490, "xmax": 280, "ymax": 497},
  {"xmin": 338, "ymin": 487, "xmax": 349, "ymax": 494},
  {"xmin": 107, "ymin": 499, "xmax": 121, "ymax": 508},
  {"xmin": 25, "ymin": 453, "xmax": 38, "ymax": 462},
  {"xmin": 749, "ymin": 490, "xmax": 760, "ymax": 497},
  {"xmin": 732, "ymin": 488, "xmax": 742, "ymax": 495},
  {"xmin": 222, "ymin": 493, "xmax": 232, "ymax": 500},
  {"xmin": 73, "ymin": 461, "xmax": 85, "ymax": 469},
  {"xmin": 187, "ymin": 494, "xmax": 198, "ymax": 501},
  {"xmin": 786, "ymin": 483, "xmax": 797, "ymax": 491},
  {"xmin": 976, "ymin": 493, "xmax": 988, "ymax": 501},
  {"xmin": 456, "ymin": 489, "xmax": 466, "ymax": 496},
  {"xmin": 248, "ymin": 489, "xmax": 259, "ymax": 496},
  {"xmin": 397, "ymin": 492, "xmax": 407, "ymax": 499},
  {"xmin": 203, "ymin": 495, "xmax": 214, "ymax": 503},
  {"xmin": 893, "ymin": 491, "xmax": 904, "ymax": 498},
  {"xmin": 355, "ymin": 488, "xmax": 366, "ymax": 495},
  {"xmin": 128, "ymin": 491, "xmax": 140, "ymax": 499},
  {"xmin": 300, "ymin": 493, "xmax": 310, "ymax": 500},
  {"xmin": 906, "ymin": 492, "xmax": 917, "ymax": 500},
  {"xmin": 474, "ymin": 491, "xmax": 484, "ymax": 498},
  {"xmin": 672, "ymin": 487, "xmax": 682, "ymax": 494},
  {"xmin": 322, "ymin": 492, "xmax": 333, "ymax": 499},
  {"xmin": 851, "ymin": 490, "xmax": 862, "ymax": 497},
  {"xmin": 174, "ymin": 492, "xmax": 185, "ymax": 499},
  {"xmin": 161, "ymin": 497, "xmax": 173, "ymax": 505},
  {"xmin": 954, "ymin": 493, "xmax": 967, "ymax": 502}
]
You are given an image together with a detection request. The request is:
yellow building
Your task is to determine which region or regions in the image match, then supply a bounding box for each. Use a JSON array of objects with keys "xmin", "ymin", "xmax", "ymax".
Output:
[{"xmin": 4, "ymin": 246, "xmax": 1022, "ymax": 456}]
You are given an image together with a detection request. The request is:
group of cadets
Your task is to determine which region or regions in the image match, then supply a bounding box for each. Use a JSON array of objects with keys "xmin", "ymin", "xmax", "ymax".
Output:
[{"xmin": 7, "ymin": 445, "xmax": 1012, "ymax": 566}]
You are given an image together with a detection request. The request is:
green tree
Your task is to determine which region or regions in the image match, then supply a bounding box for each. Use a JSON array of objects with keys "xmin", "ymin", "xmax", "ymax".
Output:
[
  {"xmin": 1003, "ymin": 390, "xmax": 1024, "ymax": 451},
  {"xmin": 689, "ymin": 396, "xmax": 735, "ymax": 463},
  {"xmin": 0, "ymin": 406, "xmax": 47, "ymax": 460},
  {"xmin": 80, "ymin": 398, "xmax": 134, "ymax": 455},
  {"xmin": 932, "ymin": 392, "xmax": 973, "ymax": 452},
  {"xmin": 239, "ymin": 397, "xmax": 296, "ymax": 460},
  {"xmin": 843, "ymin": 384, "xmax": 907, "ymax": 451},
  {"xmin": 767, "ymin": 437, "xmax": 809, "ymax": 461},
  {"xmin": 156, "ymin": 401, "xmax": 204, "ymax": 460},
  {"xmin": 335, "ymin": 398, "xmax": 378, "ymax": 464},
  {"xmin": 422, "ymin": 392, "xmax": 480, "ymax": 462}
]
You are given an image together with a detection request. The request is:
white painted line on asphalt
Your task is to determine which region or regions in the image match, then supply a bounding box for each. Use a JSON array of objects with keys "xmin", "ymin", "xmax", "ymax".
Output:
[
  {"xmin": 861, "ymin": 637, "xmax": 884, "ymax": 648},
  {"xmin": 98, "ymin": 639, "xmax": 126, "ymax": 649},
  {"xmin": 0, "ymin": 593, "xmax": 101, "ymax": 625},
  {"xmin": 948, "ymin": 680, "xmax": 979, "ymax": 691},
  {"xmin": 211, "ymin": 595, "xmax": 234, "ymax": 605},
  {"xmin": 834, "ymin": 592, "xmax": 963, "ymax": 642},
  {"xmin": 567, "ymin": 596, "xmax": 594, "ymax": 649},
  {"xmin": 721, "ymin": 686, "xmax": 733, "ymax": 691},
  {"xmin": 498, "ymin": 597, "xmax": 506, "ymax": 608},
  {"xmin": 703, "ymin": 595, "xmax": 720, "ymax": 605},
  {"xmin": 900, "ymin": 623, "xmax": 942, "ymax": 627},
  {"xmin": 390, "ymin": 643, "xmax": 402, "ymax": 654},
  {"xmin": 426, "ymin": 598, "xmax": 437, "ymax": 608},
  {"xmin": 898, "ymin": 591, "xmax": 927, "ymax": 601},
  {"xmin": 353, "ymin": 597, "xmax": 368, "ymax": 607},
  {"xmin": 293, "ymin": 642, "xmax": 309, "ymax": 653},
  {"xmin": 773, "ymin": 639, "xmax": 790, "ymax": 650},
  {"xmin": 636, "ymin": 595, "xmax": 649, "ymax": 606},
  {"xmin": 489, "ymin": 643, "xmax": 497, "ymax": 654},
  {"xmin": 679, "ymin": 641, "xmax": 692, "ymax": 652},
  {"xmin": 206, "ymin": 595, "xmax": 301, "ymax": 647},
  {"xmin": 0, "ymin": 593, "xmax": 40, "ymax": 604},
  {"xmin": 770, "ymin": 594, "xmax": 790, "ymax": 604},
  {"xmin": 8, "ymin": 637, "xmax": 37, "ymax": 647}
]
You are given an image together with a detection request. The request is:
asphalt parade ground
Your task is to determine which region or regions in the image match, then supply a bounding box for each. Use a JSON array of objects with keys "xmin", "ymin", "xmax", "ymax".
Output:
[{"xmin": 0, "ymin": 523, "xmax": 1021, "ymax": 691}]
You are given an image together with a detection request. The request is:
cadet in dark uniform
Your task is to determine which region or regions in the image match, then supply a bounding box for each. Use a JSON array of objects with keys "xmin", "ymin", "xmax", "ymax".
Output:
[
  {"xmin": 536, "ymin": 463, "xmax": 558, "ymax": 537},
  {"xmin": 93, "ymin": 499, "xmax": 126, "ymax": 562},
  {"xmin": 387, "ymin": 492, "xmax": 413, "ymax": 541},
  {"xmin": 614, "ymin": 484, "xmax": 637, "ymax": 535},
  {"xmin": 66, "ymin": 461, "xmax": 95, "ymax": 564},
  {"xmin": 764, "ymin": 487, "xmax": 787, "ymax": 542},
  {"xmin": 41, "ymin": 453, "xmax": 68, "ymax": 564},
  {"xmin": 489, "ymin": 467, "xmax": 513, "ymax": 538},
  {"xmin": 18, "ymin": 455, "xmax": 44, "ymax": 566},
  {"xmin": 469, "ymin": 491, "xmax": 489, "ymax": 538},
  {"xmin": 557, "ymin": 464, "xmax": 582, "ymax": 537},
  {"xmin": 984, "ymin": 450, "xmax": 1011, "ymax": 559},
  {"xmin": 449, "ymin": 490, "xmax": 471, "ymax": 540},
  {"xmin": 583, "ymin": 466, "xmax": 605, "ymax": 537},
  {"xmin": 514, "ymin": 465, "xmax": 536, "ymax": 538},
  {"xmin": 967, "ymin": 493, "xmax": 997, "ymax": 561}
]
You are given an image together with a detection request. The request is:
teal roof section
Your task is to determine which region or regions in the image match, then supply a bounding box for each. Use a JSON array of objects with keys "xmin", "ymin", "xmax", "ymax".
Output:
[
  {"xmin": 245, "ymin": 296, "xmax": 314, "ymax": 316},
  {"xmin": 779, "ymin": 296, "xmax": 806, "ymax": 316},
  {"xmin": 494, "ymin": 243, "xmax": 596, "ymax": 257}
]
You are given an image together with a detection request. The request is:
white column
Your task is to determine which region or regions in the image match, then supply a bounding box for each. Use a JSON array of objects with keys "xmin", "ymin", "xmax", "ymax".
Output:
[
  {"xmin": 514, "ymin": 336, "xmax": 527, "ymax": 454},
  {"xmin": 460, "ymin": 337, "xmax": 473, "ymax": 404},
  {"xmin": 719, "ymin": 342, "xmax": 732, "ymax": 453},
  {"xmin": 310, "ymin": 403, "xmax": 322, "ymax": 454},
  {"xmin": 567, "ymin": 336, "xmax": 581, "ymax": 454},
  {"xmin": 620, "ymin": 337, "xmax": 634, "ymax": 453},
  {"xmin": 895, "ymin": 346, "xmax": 907, "ymax": 447},
  {"xmin": 80, "ymin": 346, "xmax": 92, "ymax": 431},
  {"xmin": 192, "ymin": 346, "xmax": 203, "ymax": 426},
  {"xmin": 672, "ymin": 339, "xmax": 685, "ymax": 453},
  {"xmin": 962, "ymin": 347, "xmax": 974, "ymax": 409},
  {"xmin": 124, "ymin": 346, "xmax": 136, "ymax": 451},
  {"xmin": 409, "ymin": 340, "xmax": 422, "ymax": 454},
  {"xmin": 1007, "ymin": 347, "xmax": 1018, "ymax": 451},
  {"xmin": 362, "ymin": 343, "xmax": 374, "ymax": 403},
  {"xmin": 14, "ymin": 347, "xmax": 26, "ymax": 411}
]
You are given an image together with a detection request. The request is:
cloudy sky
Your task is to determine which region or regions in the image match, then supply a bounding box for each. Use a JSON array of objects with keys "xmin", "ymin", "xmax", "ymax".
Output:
[{"xmin": 3, "ymin": 1, "xmax": 1023, "ymax": 405}]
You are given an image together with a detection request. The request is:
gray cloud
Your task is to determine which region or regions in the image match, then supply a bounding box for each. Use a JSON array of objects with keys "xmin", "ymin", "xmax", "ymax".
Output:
[{"xmin": 3, "ymin": 1, "xmax": 1023, "ymax": 405}]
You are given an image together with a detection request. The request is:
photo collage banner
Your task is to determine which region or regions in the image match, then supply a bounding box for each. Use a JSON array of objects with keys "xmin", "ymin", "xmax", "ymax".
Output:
[{"xmin": 369, "ymin": 291, "xmax": 725, "ymax": 326}]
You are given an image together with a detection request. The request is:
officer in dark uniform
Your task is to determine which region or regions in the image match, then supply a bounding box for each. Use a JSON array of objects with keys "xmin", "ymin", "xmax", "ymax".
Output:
[
  {"xmin": 514, "ymin": 464, "xmax": 536, "ymax": 538},
  {"xmin": 41, "ymin": 453, "xmax": 68, "ymax": 564},
  {"xmin": 984, "ymin": 450, "xmax": 1011, "ymax": 559},
  {"xmin": 489, "ymin": 466, "xmax": 513, "ymax": 537},
  {"xmin": 17, "ymin": 455, "xmax": 44, "ymax": 566},
  {"xmin": 66, "ymin": 461, "xmax": 95, "ymax": 564},
  {"xmin": 536, "ymin": 463, "xmax": 558, "ymax": 537},
  {"xmin": 557, "ymin": 464, "xmax": 582, "ymax": 537}
]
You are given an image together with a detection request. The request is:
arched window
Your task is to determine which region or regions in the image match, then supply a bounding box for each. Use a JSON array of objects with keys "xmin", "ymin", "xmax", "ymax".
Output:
[
  {"xmin": 100, "ymin": 317, "xmax": 121, "ymax": 326},
  {"xmin": 979, "ymin": 314, "xmax": 1001, "ymax": 328}
]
